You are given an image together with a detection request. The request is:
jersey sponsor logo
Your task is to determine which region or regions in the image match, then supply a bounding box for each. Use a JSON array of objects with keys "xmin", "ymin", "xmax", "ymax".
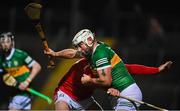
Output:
[
  {"xmin": 96, "ymin": 58, "xmax": 108, "ymax": 67},
  {"xmin": 13, "ymin": 60, "xmax": 18, "ymax": 66}
]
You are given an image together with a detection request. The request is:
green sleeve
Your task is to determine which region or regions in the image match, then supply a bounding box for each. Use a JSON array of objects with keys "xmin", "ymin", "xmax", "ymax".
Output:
[
  {"xmin": 93, "ymin": 49, "xmax": 111, "ymax": 70},
  {"xmin": 16, "ymin": 49, "xmax": 34, "ymax": 66}
]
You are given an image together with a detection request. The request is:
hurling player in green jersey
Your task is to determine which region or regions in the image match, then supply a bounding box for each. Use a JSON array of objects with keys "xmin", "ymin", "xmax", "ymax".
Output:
[
  {"xmin": 44, "ymin": 29, "xmax": 142, "ymax": 110},
  {"xmin": 0, "ymin": 32, "xmax": 41, "ymax": 110}
]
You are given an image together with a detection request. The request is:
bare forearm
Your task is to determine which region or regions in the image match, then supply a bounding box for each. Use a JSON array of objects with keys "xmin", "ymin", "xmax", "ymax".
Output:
[
  {"xmin": 54, "ymin": 49, "xmax": 80, "ymax": 59},
  {"xmin": 90, "ymin": 68, "xmax": 112, "ymax": 87},
  {"xmin": 27, "ymin": 62, "xmax": 41, "ymax": 82},
  {"xmin": 90, "ymin": 78, "xmax": 111, "ymax": 87}
]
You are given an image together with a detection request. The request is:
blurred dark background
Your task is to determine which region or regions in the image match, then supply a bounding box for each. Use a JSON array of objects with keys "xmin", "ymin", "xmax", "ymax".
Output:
[{"xmin": 0, "ymin": 0, "xmax": 180, "ymax": 110}]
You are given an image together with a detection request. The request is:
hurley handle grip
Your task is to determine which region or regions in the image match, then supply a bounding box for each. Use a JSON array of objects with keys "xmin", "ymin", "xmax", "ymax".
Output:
[
  {"xmin": 26, "ymin": 87, "xmax": 52, "ymax": 104},
  {"xmin": 35, "ymin": 23, "xmax": 55, "ymax": 68}
]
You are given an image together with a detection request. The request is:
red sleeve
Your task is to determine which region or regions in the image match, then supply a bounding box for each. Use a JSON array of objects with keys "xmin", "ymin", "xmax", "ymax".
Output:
[{"xmin": 125, "ymin": 64, "xmax": 159, "ymax": 75}]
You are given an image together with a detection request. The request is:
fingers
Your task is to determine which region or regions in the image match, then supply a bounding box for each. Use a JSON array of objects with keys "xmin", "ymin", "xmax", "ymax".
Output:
[
  {"xmin": 159, "ymin": 60, "xmax": 173, "ymax": 72},
  {"xmin": 107, "ymin": 88, "xmax": 120, "ymax": 97},
  {"xmin": 81, "ymin": 74, "xmax": 91, "ymax": 84},
  {"xmin": 81, "ymin": 74, "xmax": 86, "ymax": 84},
  {"xmin": 18, "ymin": 81, "xmax": 29, "ymax": 91},
  {"xmin": 44, "ymin": 48, "xmax": 55, "ymax": 56},
  {"xmin": 44, "ymin": 49, "xmax": 51, "ymax": 54},
  {"xmin": 166, "ymin": 61, "xmax": 173, "ymax": 69}
]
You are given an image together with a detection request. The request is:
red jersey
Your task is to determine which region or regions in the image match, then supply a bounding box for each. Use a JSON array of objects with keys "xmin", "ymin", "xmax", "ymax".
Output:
[
  {"xmin": 54, "ymin": 59, "xmax": 159, "ymax": 101},
  {"xmin": 54, "ymin": 58, "xmax": 96, "ymax": 101}
]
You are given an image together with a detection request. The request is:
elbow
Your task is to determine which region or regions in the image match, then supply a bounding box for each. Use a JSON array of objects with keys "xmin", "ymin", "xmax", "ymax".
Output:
[
  {"xmin": 36, "ymin": 62, "xmax": 41, "ymax": 70},
  {"xmin": 67, "ymin": 53, "xmax": 76, "ymax": 59},
  {"xmin": 34, "ymin": 62, "xmax": 41, "ymax": 72},
  {"xmin": 38, "ymin": 63, "xmax": 42, "ymax": 71},
  {"xmin": 103, "ymin": 78, "xmax": 112, "ymax": 87}
]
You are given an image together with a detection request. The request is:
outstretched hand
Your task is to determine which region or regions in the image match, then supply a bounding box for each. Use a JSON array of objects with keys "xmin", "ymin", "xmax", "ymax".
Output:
[{"xmin": 158, "ymin": 61, "xmax": 173, "ymax": 72}]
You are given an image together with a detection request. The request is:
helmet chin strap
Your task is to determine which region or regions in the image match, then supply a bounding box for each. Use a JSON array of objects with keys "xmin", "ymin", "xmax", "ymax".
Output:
[
  {"xmin": 87, "ymin": 43, "xmax": 93, "ymax": 47},
  {"xmin": 86, "ymin": 38, "xmax": 95, "ymax": 47},
  {"xmin": 82, "ymin": 43, "xmax": 93, "ymax": 57}
]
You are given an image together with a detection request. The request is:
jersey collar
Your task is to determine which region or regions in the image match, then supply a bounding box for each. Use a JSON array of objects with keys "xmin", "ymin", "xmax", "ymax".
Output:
[
  {"xmin": 6, "ymin": 48, "xmax": 15, "ymax": 60},
  {"xmin": 92, "ymin": 43, "xmax": 100, "ymax": 55}
]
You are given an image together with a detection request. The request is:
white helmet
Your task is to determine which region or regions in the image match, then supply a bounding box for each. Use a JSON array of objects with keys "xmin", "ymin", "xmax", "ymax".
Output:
[{"xmin": 72, "ymin": 29, "xmax": 94, "ymax": 47}]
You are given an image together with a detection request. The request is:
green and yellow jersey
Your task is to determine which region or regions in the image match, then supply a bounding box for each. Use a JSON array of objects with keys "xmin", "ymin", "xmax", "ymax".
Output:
[
  {"xmin": 89, "ymin": 42, "xmax": 135, "ymax": 91},
  {"xmin": 0, "ymin": 48, "xmax": 35, "ymax": 92}
]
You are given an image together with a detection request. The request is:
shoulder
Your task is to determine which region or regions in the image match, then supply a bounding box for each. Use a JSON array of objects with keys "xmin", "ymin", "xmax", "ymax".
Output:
[
  {"xmin": 94, "ymin": 43, "xmax": 110, "ymax": 57},
  {"xmin": 15, "ymin": 49, "xmax": 27, "ymax": 54},
  {"xmin": 14, "ymin": 49, "xmax": 29, "ymax": 57},
  {"xmin": 96, "ymin": 42, "xmax": 111, "ymax": 51}
]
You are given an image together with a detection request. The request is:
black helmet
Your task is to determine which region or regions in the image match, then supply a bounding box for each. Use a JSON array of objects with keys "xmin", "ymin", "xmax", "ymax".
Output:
[
  {"xmin": 0, "ymin": 32, "xmax": 14, "ymax": 39},
  {"xmin": 0, "ymin": 32, "xmax": 15, "ymax": 51}
]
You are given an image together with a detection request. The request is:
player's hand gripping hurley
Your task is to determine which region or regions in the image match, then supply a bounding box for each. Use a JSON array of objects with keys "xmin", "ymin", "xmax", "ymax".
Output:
[
  {"xmin": 24, "ymin": 3, "xmax": 55, "ymax": 68},
  {"xmin": 3, "ymin": 73, "xmax": 52, "ymax": 104}
]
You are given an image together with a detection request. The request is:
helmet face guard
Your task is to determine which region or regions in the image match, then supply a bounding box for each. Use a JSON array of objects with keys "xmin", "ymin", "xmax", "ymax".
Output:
[
  {"xmin": 72, "ymin": 29, "xmax": 94, "ymax": 48},
  {"xmin": 0, "ymin": 32, "xmax": 14, "ymax": 52}
]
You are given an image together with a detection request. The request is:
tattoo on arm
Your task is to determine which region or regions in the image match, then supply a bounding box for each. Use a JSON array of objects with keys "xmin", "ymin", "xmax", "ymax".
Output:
[
  {"xmin": 94, "ymin": 69, "xmax": 106, "ymax": 83},
  {"xmin": 101, "ymin": 69, "xmax": 106, "ymax": 76}
]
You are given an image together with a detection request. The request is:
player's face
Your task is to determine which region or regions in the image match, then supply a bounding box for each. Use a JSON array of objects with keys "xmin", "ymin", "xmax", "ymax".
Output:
[
  {"xmin": 0, "ymin": 37, "xmax": 13, "ymax": 52},
  {"xmin": 77, "ymin": 42, "xmax": 92, "ymax": 56}
]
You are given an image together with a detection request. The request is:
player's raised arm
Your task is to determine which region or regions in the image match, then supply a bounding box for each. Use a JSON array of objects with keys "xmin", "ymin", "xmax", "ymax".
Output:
[
  {"xmin": 158, "ymin": 61, "xmax": 173, "ymax": 72},
  {"xmin": 125, "ymin": 61, "xmax": 173, "ymax": 75},
  {"xmin": 44, "ymin": 48, "xmax": 83, "ymax": 59}
]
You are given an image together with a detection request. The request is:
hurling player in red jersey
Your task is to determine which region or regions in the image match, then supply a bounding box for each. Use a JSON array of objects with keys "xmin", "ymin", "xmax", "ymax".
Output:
[{"xmin": 53, "ymin": 58, "xmax": 172, "ymax": 110}]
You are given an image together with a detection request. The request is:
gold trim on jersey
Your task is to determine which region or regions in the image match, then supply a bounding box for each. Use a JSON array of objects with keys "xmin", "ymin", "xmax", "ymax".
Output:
[
  {"xmin": 5, "ymin": 65, "xmax": 30, "ymax": 77},
  {"xmin": 111, "ymin": 54, "xmax": 121, "ymax": 67}
]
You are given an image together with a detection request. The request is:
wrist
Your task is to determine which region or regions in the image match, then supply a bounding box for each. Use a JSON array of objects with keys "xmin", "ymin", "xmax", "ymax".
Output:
[
  {"xmin": 26, "ymin": 77, "xmax": 32, "ymax": 83},
  {"xmin": 158, "ymin": 67, "xmax": 161, "ymax": 72},
  {"xmin": 23, "ymin": 80, "xmax": 29, "ymax": 86}
]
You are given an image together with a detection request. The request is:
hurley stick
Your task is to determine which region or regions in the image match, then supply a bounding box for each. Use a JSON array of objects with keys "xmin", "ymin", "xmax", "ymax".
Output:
[
  {"xmin": 3, "ymin": 74, "xmax": 52, "ymax": 104},
  {"xmin": 24, "ymin": 3, "xmax": 55, "ymax": 68},
  {"xmin": 118, "ymin": 94, "xmax": 168, "ymax": 111}
]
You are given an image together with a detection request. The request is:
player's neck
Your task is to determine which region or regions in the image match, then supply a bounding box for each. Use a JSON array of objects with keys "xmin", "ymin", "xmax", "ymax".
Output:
[
  {"xmin": 92, "ymin": 41, "xmax": 98, "ymax": 54},
  {"xmin": 4, "ymin": 48, "xmax": 13, "ymax": 57}
]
